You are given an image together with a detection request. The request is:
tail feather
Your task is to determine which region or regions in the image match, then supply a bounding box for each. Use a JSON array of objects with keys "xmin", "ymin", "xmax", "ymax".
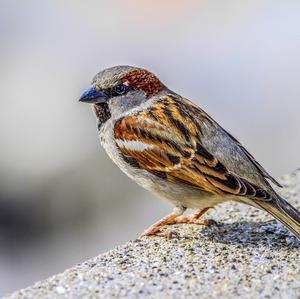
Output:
[{"xmin": 253, "ymin": 197, "xmax": 300, "ymax": 240}]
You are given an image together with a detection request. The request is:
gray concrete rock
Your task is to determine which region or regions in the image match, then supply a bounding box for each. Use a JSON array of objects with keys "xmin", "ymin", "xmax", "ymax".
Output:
[{"xmin": 5, "ymin": 170, "xmax": 300, "ymax": 299}]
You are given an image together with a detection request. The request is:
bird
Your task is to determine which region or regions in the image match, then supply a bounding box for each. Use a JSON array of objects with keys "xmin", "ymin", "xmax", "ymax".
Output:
[{"xmin": 79, "ymin": 65, "xmax": 300, "ymax": 240}]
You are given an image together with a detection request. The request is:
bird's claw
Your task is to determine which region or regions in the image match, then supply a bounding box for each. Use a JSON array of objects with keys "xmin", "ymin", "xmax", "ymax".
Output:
[
  {"xmin": 139, "ymin": 227, "xmax": 177, "ymax": 239},
  {"xmin": 175, "ymin": 214, "xmax": 217, "ymax": 226}
]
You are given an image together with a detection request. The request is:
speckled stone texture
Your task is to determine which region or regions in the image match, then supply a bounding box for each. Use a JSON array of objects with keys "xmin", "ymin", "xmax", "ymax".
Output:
[{"xmin": 6, "ymin": 170, "xmax": 300, "ymax": 299}]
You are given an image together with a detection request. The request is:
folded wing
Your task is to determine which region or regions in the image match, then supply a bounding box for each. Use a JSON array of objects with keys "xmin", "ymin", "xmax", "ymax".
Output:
[{"xmin": 114, "ymin": 95, "xmax": 277, "ymax": 201}]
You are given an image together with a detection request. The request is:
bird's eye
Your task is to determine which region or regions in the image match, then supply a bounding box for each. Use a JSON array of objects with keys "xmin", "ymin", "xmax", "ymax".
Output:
[{"xmin": 113, "ymin": 83, "xmax": 127, "ymax": 95}]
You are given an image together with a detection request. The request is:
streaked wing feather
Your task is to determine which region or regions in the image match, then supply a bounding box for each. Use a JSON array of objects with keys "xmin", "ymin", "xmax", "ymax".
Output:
[
  {"xmin": 114, "ymin": 95, "xmax": 276, "ymax": 201},
  {"xmin": 166, "ymin": 94, "xmax": 281, "ymax": 188}
]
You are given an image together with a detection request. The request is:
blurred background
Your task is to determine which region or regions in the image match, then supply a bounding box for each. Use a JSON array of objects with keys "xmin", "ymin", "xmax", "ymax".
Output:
[{"xmin": 0, "ymin": 0, "xmax": 300, "ymax": 295}]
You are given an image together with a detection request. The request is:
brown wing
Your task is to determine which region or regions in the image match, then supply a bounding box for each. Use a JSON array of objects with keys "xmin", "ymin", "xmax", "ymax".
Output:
[
  {"xmin": 114, "ymin": 96, "xmax": 273, "ymax": 201},
  {"xmin": 165, "ymin": 94, "xmax": 281, "ymax": 188}
]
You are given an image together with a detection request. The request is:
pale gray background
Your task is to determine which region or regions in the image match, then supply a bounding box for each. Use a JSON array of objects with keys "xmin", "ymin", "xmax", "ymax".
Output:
[{"xmin": 0, "ymin": 0, "xmax": 300, "ymax": 296}]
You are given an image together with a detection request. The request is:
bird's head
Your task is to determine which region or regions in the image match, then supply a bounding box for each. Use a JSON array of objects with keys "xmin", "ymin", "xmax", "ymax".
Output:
[{"xmin": 79, "ymin": 65, "xmax": 165, "ymax": 125}]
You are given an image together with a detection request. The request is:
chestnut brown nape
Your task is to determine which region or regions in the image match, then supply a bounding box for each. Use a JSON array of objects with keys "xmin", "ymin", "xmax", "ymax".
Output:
[{"xmin": 121, "ymin": 69, "xmax": 164, "ymax": 98}]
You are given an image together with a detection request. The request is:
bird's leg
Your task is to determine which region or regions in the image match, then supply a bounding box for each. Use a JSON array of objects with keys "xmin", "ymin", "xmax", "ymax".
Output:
[
  {"xmin": 174, "ymin": 207, "xmax": 215, "ymax": 226},
  {"xmin": 140, "ymin": 207, "xmax": 185, "ymax": 238}
]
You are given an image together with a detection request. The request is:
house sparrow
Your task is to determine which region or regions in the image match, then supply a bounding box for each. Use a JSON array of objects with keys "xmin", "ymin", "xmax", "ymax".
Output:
[{"xmin": 79, "ymin": 65, "xmax": 300, "ymax": 240}]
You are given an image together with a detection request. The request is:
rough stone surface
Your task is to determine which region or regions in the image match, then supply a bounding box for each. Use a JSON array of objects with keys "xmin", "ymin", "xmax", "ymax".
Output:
[{"xmin": 6, "ymin": 170, "xmax": 300, "ymax": 299}]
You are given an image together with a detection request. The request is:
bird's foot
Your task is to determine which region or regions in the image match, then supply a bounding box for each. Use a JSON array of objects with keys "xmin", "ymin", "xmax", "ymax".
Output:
[
  {"xmin": 140, "ymin": 224, "xmax": 166, "ymax": 238},
  {"xmin": 139, "ymin": 207, "xmax": 215, "ymax": 238},
  {"xmin": 143, "ymin": 229, "xmax": 177, "ymax": 239},
  {"xmin": 139, "ymin": 210, "xmax": 182, "ymax": 238},
  {"xmin": 175, "ymin": 215, "xmax": 216, "ymax": 226},
  {"xmin": 174, "ymin": 207, "xmax": 216, "ymax": 226}
]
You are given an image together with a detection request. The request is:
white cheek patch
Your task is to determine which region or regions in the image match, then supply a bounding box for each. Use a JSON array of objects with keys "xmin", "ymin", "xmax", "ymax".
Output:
[{"xmin": 116, "ymin": 139, "xmax": 153, "ymax": 151}]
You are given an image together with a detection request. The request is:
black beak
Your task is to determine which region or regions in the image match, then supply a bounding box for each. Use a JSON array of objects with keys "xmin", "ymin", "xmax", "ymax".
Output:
[{"xmin": 79, "ymin": 84, "xmax": 108, "ymax": 103}]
